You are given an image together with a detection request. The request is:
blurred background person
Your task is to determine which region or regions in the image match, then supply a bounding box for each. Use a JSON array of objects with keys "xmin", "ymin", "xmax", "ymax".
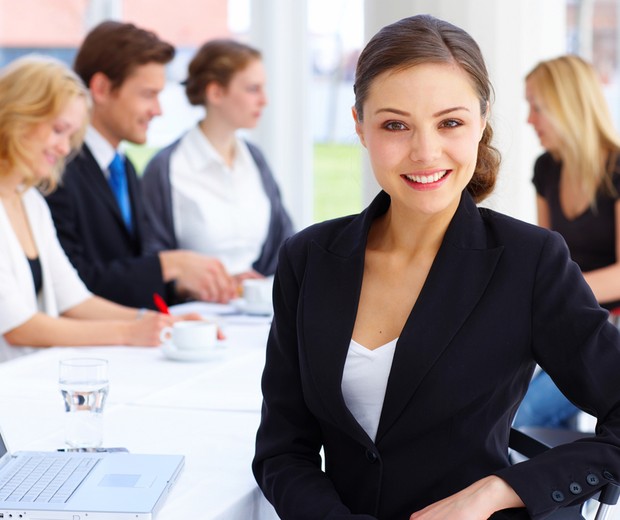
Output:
[
  {"xmin": 0, "ymin": 55, "xmax": 195, "ymax": 363},
  {"xmin": 142, "ymin": 39, "xmax": 293, "ymax": 285},
  {"xmin": 514, "ymin": 54, "xmax": 620, "ymax": 431},
  {"xmin": 45, "ymin": 22, "xmax": 237, "ymax": 309}
]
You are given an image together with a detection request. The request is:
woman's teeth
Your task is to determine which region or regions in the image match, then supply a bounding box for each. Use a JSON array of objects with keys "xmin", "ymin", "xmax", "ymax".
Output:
[{"xmin": 405, "ymin": 170, "xmax": 448, "ymax": 184}]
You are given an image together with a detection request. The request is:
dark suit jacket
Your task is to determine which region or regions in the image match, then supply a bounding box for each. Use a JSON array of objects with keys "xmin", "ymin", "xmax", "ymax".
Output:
[
  {"xmin": 253, "ymin": 191, "xmax": 620, "ymax": 520},
  {"xmin": 46, "ymin": 144, "xmax": 168, "ymax": 309}
]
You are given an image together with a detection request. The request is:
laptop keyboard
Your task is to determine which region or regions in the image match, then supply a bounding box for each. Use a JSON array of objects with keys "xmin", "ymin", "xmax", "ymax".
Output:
[{"xmin": 0, "ymin": 455, "xmax": 99, "ymax": 503}]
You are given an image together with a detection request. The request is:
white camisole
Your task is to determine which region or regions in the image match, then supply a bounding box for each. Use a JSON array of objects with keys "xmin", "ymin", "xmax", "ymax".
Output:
[{"xmin": 341, "ymin": 337, "xmax": 398, "ymax": 442}]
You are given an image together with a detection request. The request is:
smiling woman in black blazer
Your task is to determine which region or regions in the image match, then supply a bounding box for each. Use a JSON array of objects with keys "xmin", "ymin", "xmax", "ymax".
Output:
[{"xmin": 252, "ymin": 15, "xmax": 620, "ymax": 520}]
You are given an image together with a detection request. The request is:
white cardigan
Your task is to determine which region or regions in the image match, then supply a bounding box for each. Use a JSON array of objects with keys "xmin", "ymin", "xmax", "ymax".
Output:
[{"xmin": 0, "ymin": 188, "xmax": 91, "ymax": 362}]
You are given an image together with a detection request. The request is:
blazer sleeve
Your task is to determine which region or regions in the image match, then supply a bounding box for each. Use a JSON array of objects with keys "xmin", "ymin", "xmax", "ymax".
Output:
[
  {"xmin": 252, "ymin": 239, "xmax": 377, "ymax": 520},
  {"xmin": 495, "ymin": 231, "xmax": 620, "ymax": 519}
]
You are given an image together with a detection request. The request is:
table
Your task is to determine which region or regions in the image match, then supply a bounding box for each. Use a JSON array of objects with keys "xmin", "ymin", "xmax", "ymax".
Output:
[{"xmin": 0, "ymin": 302, "xmax": 279, "ymax": 520}]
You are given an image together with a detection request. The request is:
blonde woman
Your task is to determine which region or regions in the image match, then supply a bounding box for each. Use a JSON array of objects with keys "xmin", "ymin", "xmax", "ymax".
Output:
[
  {"xmin": 515, "ymin": 55, "xmax": 620, "ymax": 430},
  {"xmin": 0, "ymin": 55, "xmax": 194, "ymax": 362}
]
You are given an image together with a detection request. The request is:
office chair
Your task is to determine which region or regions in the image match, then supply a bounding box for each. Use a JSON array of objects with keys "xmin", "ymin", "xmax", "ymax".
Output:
[{"xmin": 509, "ymin": 427, "xmax": 620, "ymax": 520}]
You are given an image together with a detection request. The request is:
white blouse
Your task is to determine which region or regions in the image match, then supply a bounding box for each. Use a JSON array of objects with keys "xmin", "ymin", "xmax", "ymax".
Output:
[
  {"xmin": 169, "ymin": 125, "xmax": 271, "ymax": 275},
  {"xmin": 0, "ymin": 188, "xmax": 91, "ymax": 362},
  {"xmin": 341, "ymin": 337, "xmax": 398, "ymax": 442}
]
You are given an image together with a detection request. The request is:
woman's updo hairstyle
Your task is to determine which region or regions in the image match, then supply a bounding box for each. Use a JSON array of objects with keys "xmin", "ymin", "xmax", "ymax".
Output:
[{"xmin": 185, "ymin": 39, "xmax": 261, "ymax": 107}]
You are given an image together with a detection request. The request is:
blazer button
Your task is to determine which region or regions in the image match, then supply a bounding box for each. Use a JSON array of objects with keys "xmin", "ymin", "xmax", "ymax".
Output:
[
  {"xmin": 551, "ymin": 490, "xmax": 565, "ymax": 503},
  {"xmin": 365, "ymin": 449, "xmax": 378, "ymax": 463},
  {"xmin": 569, "ymin": 482, "xmax": 582, "ymax": 495},
  {"xmin": 586, "ymin": 474, "xmax": 600, "ymax": 486}
]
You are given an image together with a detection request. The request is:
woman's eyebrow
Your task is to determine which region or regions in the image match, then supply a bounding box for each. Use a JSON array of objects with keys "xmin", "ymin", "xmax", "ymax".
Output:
[
  {"xmin": 433, "ymin": 106, "xmax": 470, "ymax": 117},
  {"xmin": 373, "ymin": 106, "xmax": 471, "ymax": 117}
]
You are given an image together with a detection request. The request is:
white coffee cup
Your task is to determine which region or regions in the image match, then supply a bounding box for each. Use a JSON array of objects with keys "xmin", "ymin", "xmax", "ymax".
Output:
[
  {"xmin": 160, "ymin": 321, "xmax": 218, "ymax": 351},
  {"xmin": 242, "ymin": 277, "xmax": 273, "ymax": 307}
]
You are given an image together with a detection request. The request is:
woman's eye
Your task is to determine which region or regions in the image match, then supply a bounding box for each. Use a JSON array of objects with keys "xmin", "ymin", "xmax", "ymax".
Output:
[
  {"xmin": 440, "ymin": 119, "xmax": 462, "ymax": 129},
  {"xmin": 384, "ymin": 121, "xmax": 407, "ymax": 131}
]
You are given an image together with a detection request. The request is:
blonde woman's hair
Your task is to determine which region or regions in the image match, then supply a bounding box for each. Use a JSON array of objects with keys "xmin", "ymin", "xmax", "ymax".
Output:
[
  {"xmin": 526, "ymin": 55, "xmax": 620, "ymax": 204},
  {"xmin": 0, "ymin": 54, "xmax": 90, "ymax": 192}
]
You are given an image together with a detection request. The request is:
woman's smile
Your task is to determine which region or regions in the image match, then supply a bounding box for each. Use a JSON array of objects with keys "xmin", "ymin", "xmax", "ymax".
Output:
[{"xmin": 402, "ymin": 169, "xmax": 452, "ymax": 190}]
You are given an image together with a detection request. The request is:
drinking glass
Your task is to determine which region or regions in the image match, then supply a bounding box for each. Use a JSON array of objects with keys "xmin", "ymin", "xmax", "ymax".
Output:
[{"xmin": 59, "ymin": 358, "xmax": 109, "ymax": 448}]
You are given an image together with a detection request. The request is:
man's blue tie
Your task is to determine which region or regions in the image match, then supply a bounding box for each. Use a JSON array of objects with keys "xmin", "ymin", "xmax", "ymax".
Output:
[{"xmin": 108, "ymin": 153, "xmax": 132, "ymax": 232}]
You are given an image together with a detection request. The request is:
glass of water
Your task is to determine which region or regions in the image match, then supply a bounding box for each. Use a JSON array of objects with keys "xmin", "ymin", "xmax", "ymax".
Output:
[{"xmin": 59, "ymin": 358, "xmax": 109, "ymax": 448}]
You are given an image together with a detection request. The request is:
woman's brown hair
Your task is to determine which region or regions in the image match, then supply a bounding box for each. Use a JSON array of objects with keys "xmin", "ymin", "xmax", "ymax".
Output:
[{"xmin": 185, "ymin": 39, "xmax": 261, "ymax": 107}]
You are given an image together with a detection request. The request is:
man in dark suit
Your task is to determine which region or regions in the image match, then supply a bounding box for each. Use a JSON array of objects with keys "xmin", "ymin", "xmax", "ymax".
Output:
[{"xmin": 46, "ymin": 21, "xmax": 236, "ymax": 309}]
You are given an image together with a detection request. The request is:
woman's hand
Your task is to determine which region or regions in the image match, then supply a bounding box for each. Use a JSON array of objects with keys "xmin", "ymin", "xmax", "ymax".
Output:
[
  {"xmin": 234, "ymin": 270, "xmax": 264, "ymax": 283},
  {"xmin": 409, "ymin": 476, "xmax": 524, "ymax": 520},
  {"xmin": 126, "ymin": 311, "xmax": 176, "ymax": 346},
  {"xmin": 174, "ymin": 312, "xmax": 203, "ymax": 321},
  {"xmin": 233, "ymin": 270, "xmax": 264, "ymax": 295}
]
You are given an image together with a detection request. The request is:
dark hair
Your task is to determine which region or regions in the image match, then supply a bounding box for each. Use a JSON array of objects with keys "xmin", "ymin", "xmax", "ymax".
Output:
[
  {"xmin": 74, "ymin": 21, "xmax": 175, "ymax": 90},
  {"xmin": 185, "ymin": 39, "xmax": 261, "ymax": 106},
  {"xmin": 354, "ymin": 14, "xmax": 500, "ymax": 202}
]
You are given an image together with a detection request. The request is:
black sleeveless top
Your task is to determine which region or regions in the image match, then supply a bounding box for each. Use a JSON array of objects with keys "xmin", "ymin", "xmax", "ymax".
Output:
[
  {"xmin": 532, "ymin": 152, "xmax": 620, "ymax": 309},
  {"xmin": 27, "ymin": 256, "xmax": 42, "ymax": 295}
]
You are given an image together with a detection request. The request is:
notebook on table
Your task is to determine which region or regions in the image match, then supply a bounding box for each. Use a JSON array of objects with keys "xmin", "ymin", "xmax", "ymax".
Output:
[{"xmin": 0, "ymin": 427, "xmax": 184, "ymax": 520}]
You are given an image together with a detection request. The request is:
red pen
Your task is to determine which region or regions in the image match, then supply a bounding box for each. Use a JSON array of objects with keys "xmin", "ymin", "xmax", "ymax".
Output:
[{"xmin": 153, "ymin": 293, "xmax": 170, "ymax": 314}]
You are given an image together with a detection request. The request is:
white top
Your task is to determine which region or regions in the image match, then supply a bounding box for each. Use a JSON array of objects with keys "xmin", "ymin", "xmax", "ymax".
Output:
[
  {"xmin": 85, "ymin": 126, "xmax": 117, "ymax": 178},
  {"xmin": 169, "ymin": 125, "xmax": 271, "ymax": 275},
  {"xmin": 0, "ymin": 188, "xmax": 92, "ymax": 362},
  {"xmin": 341, "ymin": 337, "xmax": 398, "ymax": 442}
]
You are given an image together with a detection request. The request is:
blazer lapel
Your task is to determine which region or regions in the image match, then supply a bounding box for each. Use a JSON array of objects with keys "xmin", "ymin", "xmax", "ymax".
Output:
[
  {"xmin": 301, "ymin": 195, "xmax": 390, "ymax": 445},
  {"xmin": 300, "ymin": 192, "xmax": 504, "ymax": 446},
  {"xmin": 376, "ymin": 194, "xmax": 504, "ymax": 442}
]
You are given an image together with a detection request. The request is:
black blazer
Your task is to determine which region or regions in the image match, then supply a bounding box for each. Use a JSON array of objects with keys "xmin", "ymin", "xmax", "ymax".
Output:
[
  {"xmin": 253, "ymin": 191, "xmax": 620, "ymax": 520},
  {"xmin": 46, "ymin": 144, "xmax": 168, "ymax": 309}
]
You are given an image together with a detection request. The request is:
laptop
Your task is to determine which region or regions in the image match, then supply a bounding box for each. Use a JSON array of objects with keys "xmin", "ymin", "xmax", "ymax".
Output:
[{"xmin": 0, "ymin": 427, "xmax": 184, "ymax": 520}]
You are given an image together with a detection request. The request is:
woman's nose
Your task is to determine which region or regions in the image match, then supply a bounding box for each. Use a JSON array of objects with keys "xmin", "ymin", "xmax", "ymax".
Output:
[{"xmin": 410, "ymin": 130, "xmax": 441, "ymax": 164}]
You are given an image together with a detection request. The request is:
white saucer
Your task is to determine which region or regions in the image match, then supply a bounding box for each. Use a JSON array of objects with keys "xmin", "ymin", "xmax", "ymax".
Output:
[
  {"xmin": 231, "ymin": 298, "xmax": 273, "ymax": 316},
  {"xmin": 162, "ymin": 341, "xmax": 226, "ymax": 362}
]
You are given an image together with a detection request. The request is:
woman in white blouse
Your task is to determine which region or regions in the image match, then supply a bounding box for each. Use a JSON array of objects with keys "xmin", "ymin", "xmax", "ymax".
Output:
[
  {"xmin": 142, "ymin": 39, "xmax": 293, "ymax": 285},
  {"xmin": 0, "ymin": 55, "xmax": 193, "ymax": 362}
]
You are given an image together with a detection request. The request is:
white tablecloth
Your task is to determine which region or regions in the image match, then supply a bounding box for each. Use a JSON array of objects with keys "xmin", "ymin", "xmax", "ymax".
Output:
[{"xmin": 0, "ymin": 303, "xmax": 279, "ymax": 520}]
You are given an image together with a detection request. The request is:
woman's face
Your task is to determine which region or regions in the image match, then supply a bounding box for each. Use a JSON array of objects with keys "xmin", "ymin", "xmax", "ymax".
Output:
[
  {"xmin": 525, "ymin": 79, "xmax": 561, "ymax": 153},
  {"xmin": 24, "ymin": 96, "xmax": 86, "ymax": 181},
  {"xmin": 210, "ymin": 59, "xmax": 267, "ymax": 129},
  {"xmin": 354, "ymin": 62, "xmax": 486, "ymax": 219}
]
